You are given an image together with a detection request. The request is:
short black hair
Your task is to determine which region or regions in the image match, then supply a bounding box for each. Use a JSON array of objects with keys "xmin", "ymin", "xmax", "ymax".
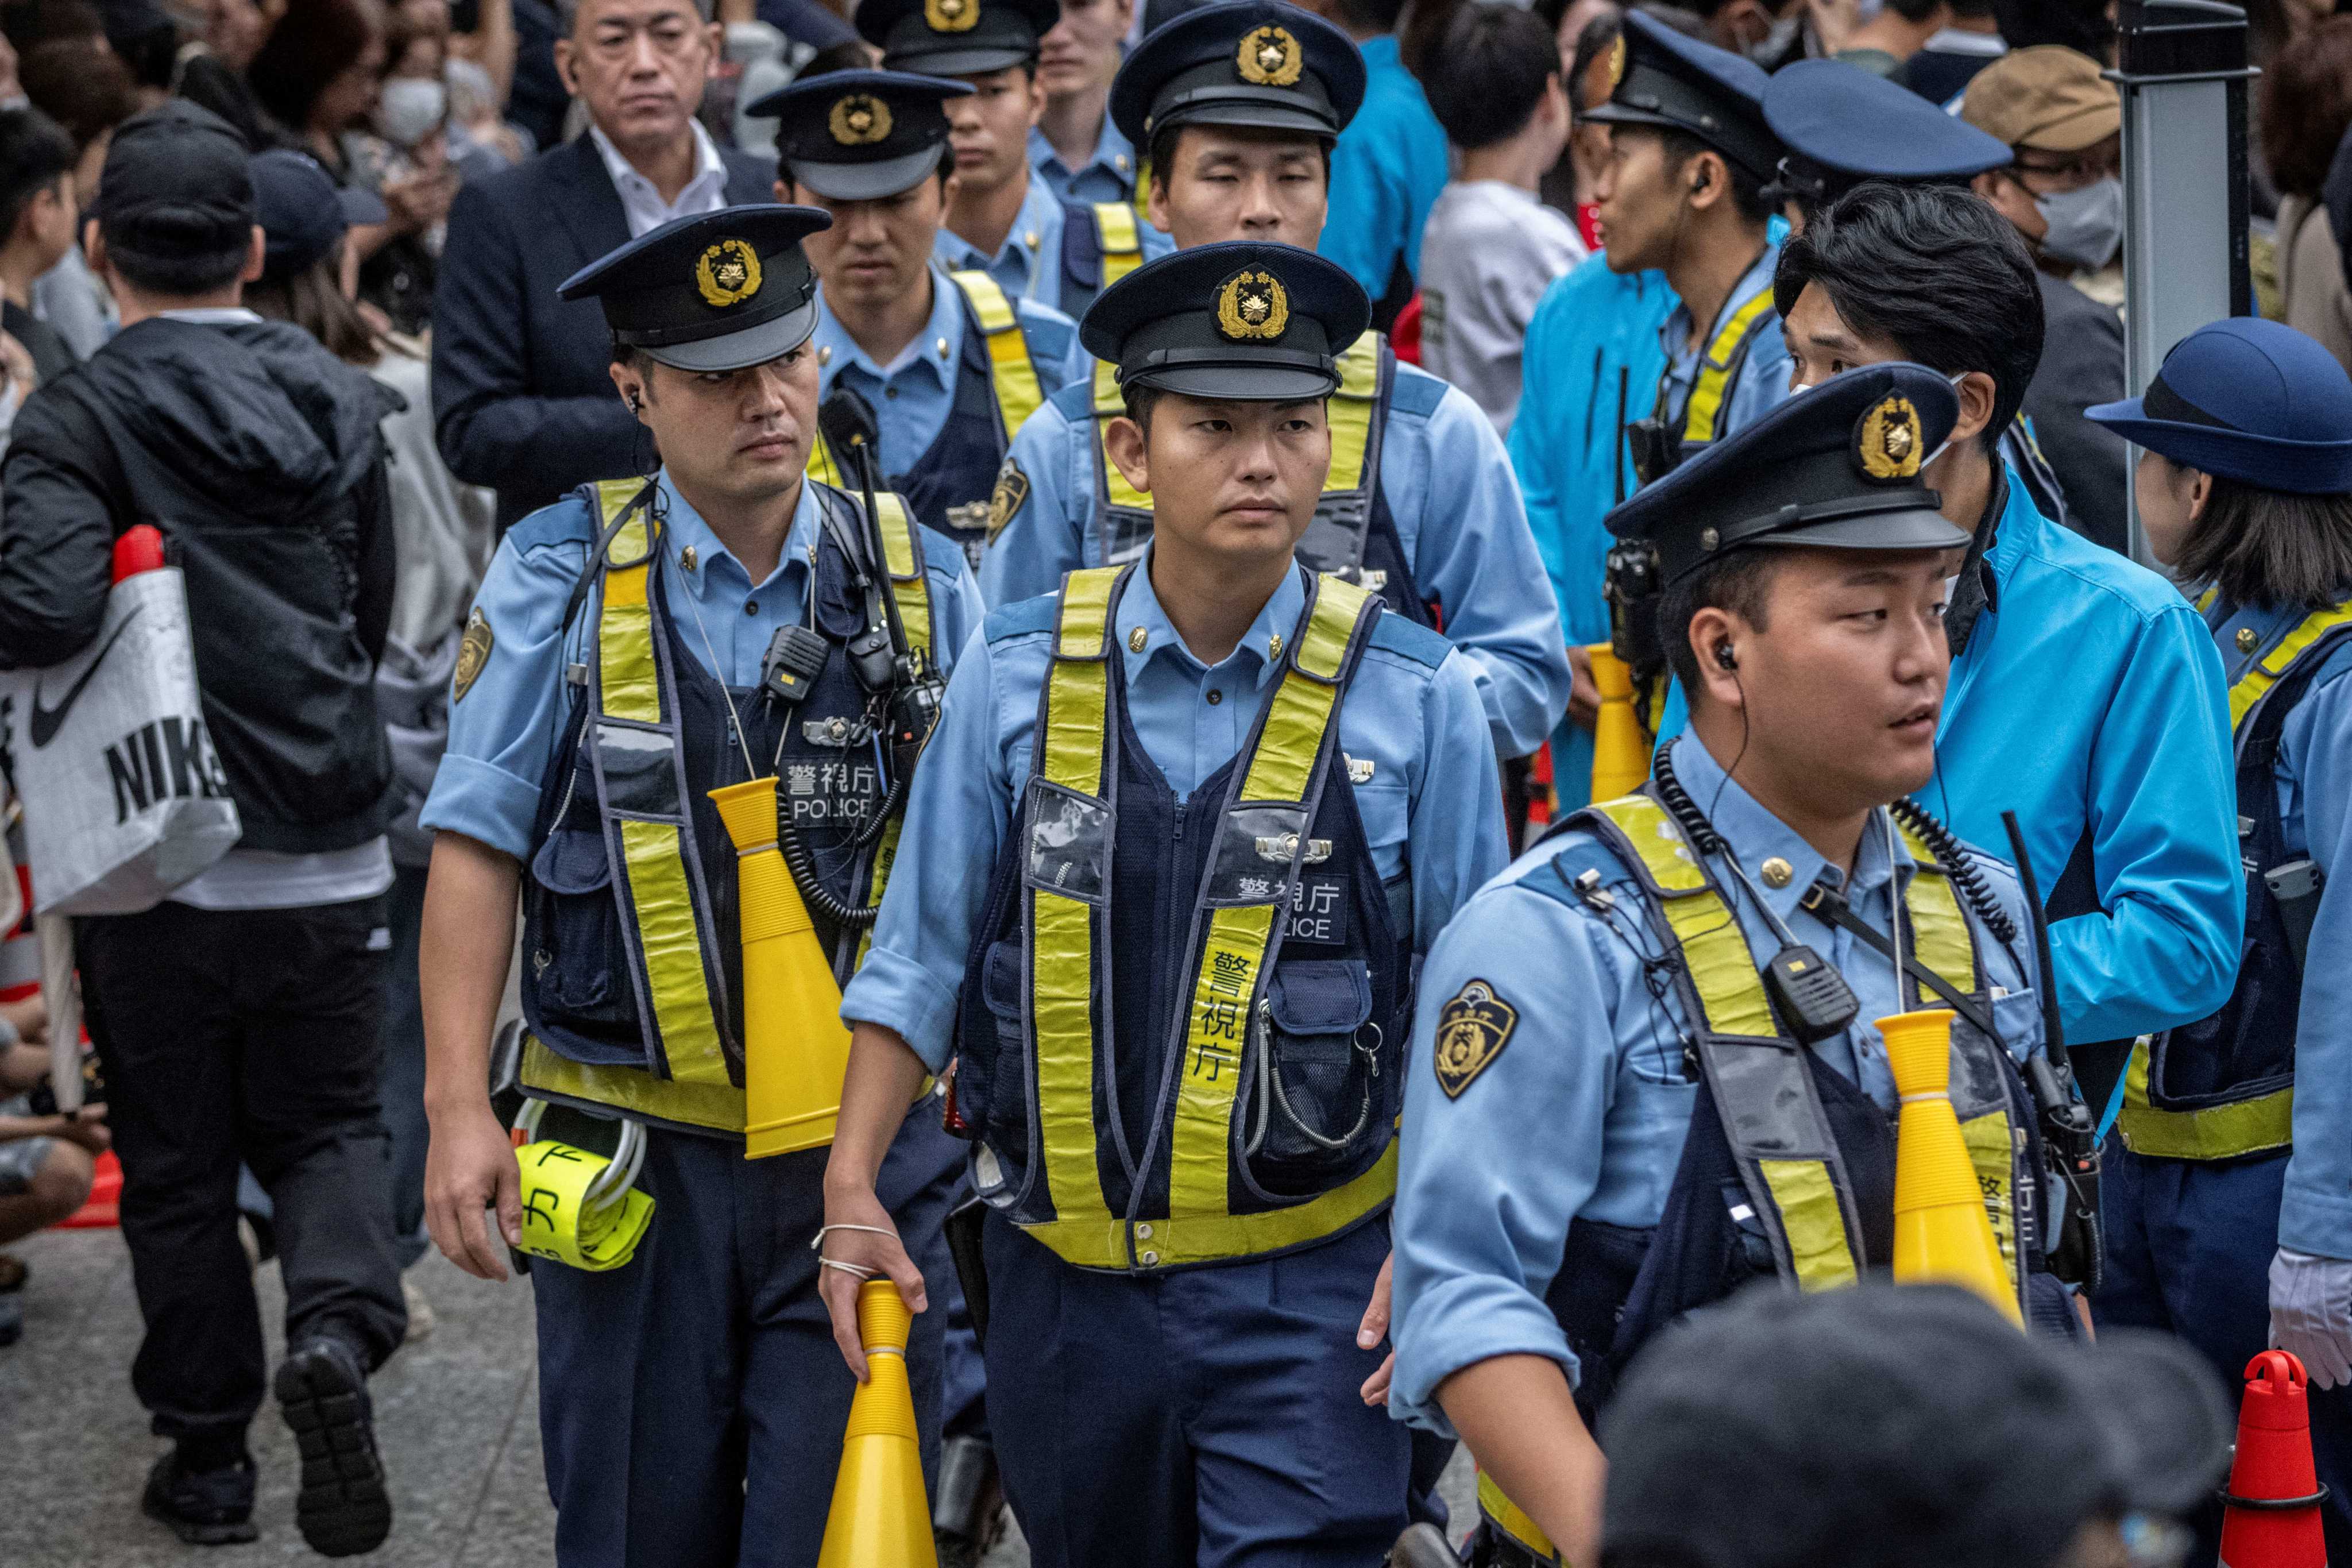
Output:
[
  {"xmin": 1121, "ymin": 381, "xmax": 1163, "ymax": 435},
  {"xmin": 1655, "ymin": 126, "xmax": 1775, "ymax": 226},
  {"xmin": 1772, "ymin": 181, "xmax": 2044, "ymax": 448},
  {"xmin": 102, "ymin": 231, "xmax": 251, "ymax": 297},
  {"xmin": 1659, "ymin": 549, "xmax": 1781, "ymax": 695},
  {"xmin": 1146, "ymin": 122, "xmax": 1333, "ymax": 198},
  {"xmin": 1423, "ymin": 3, "xmax": 1561, "ymax": 152},
  {"xmin": 0, "ymin": 106, "xmax": 75, "ymax": 242}
]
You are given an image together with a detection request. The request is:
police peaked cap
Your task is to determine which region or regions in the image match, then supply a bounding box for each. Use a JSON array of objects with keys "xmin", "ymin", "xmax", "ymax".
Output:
[
  {"xmin": 1081, "ymin": 240, "xmax": 1369, "ymax": 402},
  {"xmin": 1109, "ymin": 1, "xmax": 1365, "ymax": 153},
  {"xmin": 557, "ymin": 205, "xmax": 831, "ymax": 374},
  {"xmin": 857, "ymin": 0, "xmax": 1060, "ymax": 78},
  {"xmin": 1607, "ymin": 362, "xmax": 1972, "ymax": 584},
  {"xmin": 1583, "ymin": 10, "xmax": 1780, "ymax": 184},
  {"xmin": 747, "ymin": 69, "xmax": 973, "ymax": 202},
  {"xmin": 1764, "ymin": 59, "xmax": 2011, "ymax": 208},
  {"xmin": 2089, "ymin": 317, "xmax": 2352, "ymax": 495}
]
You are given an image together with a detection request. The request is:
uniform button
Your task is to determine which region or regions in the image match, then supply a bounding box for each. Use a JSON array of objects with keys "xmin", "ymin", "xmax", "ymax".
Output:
[
  {"xmin": 1760, "ymin": 856, "xmax": 1793, "ymax": 888},
  {"xmin": 1206, "ymin": 689, "xmax": 1223, "ymax": 705},
  {"xmin": 884, "ymin": 385, "xmax": 899, "ymax": 400},
  {"xmin": 1140, "ymin": 1250, "xmax": 1160, "ymax": 1266},
  {"xmin": 2238, "ymin": 627, "xmax": 2260, "ymax": 652},
  {"xmin": 744, "ymin": 600, "xmax": 759, "ymax": 616},
  {"xmin": 1136, "ymin": 1223, "xmax": 1153, "ymax": 1238}
]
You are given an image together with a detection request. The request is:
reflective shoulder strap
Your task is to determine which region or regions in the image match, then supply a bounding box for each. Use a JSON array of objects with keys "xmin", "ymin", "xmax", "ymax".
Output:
[
  {"xmin": 594, "ymin": 478, "xmax": 661, "ymax": 724},
  {"xmin": 806, "ymin": 426, "xmax": 845, "ymax": 486},
  {"xmin": 1092, "ymin": 202, "xmax": 1142, "ymax": 288},
  {"xmin": 870, "ymin": 491, "xmax": 934, "ymax": 665},
  {"xmin": 2229, "ymin": 601, "xmax": 2352, "ymax": 731},
  {"xmin": 1093, "ymin": 356, "xmax": 1152, "ymax": 512},
  {"xmin": 1680, "ymin": 287, "xmax": 1777, "ymax": 447},
  {"xmin": 951, "ymin": 269, "xmax": 1046, "ymax": 443},
  {"xmin": 1585, "ymin": 794, "xmax": 1776, "ymax": 1038},
  {"xmin": 1325, "ymin": 334, "xmax": 1381, "ymax": 495},
  {"xmin": 1893, "ymin": 821, "xmax": 1976, "ymax": 996}
]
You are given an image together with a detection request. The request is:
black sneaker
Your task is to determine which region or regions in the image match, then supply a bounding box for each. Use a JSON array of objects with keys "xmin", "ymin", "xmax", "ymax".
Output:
[
  {"xmin": 142, "ymin": 1449, "xmax": 258, "ymax": 1546},
  {"xmin": 275, "ymin": 1337, "xmax": 392, "ymax": 1558}
]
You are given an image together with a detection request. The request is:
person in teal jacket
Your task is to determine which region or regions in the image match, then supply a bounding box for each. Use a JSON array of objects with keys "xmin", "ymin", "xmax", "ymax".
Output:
[{"xmin": 1309, "ymin": 0, "xmax": 1448, "ymax": 326}]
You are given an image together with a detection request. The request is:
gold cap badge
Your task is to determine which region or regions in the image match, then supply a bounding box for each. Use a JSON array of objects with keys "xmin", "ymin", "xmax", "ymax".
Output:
[
  {"xmin": 925, "ymin": 0, "xmax": 978, "ymax": 30},
  {"xmin": 694, "ymin": 238, "xmax": 761, "ymax": 308},
  {"xmin": 829, "ymin": 93, "xmax": 893, "ymax": 146},
  {"xmin": 1235, "ymin": 24, "xmax": 1303, "ymax": 87},
  {"xmin": 1608, "ymin": 34, "xmax": 1628, "ymax": 91},
  {"xmin": 1856, "ymin": 395, "xmax": 1925, "ymax": 480},
  {"xmin": 1215, "ymin": 268, "xmax": 1289, "ymax": 342}
]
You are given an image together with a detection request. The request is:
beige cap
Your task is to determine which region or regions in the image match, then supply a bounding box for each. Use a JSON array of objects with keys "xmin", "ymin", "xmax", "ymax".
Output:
[{"xmin": 1960, "ymin": 45, "xmax": 2121, "ymax": 153}]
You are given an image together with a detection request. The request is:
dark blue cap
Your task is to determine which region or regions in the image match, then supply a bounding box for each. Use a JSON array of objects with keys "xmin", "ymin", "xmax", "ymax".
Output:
[
  {"xmin": 2088, "ymin": 317, "xmax": 2352, "ymax": 495},
  {"xmin": 1109, "ymin": 1, "xmax": 1364, "ymax": 153},
  {"xmin": 249, "ymin": 149, "xmax": 388, "ymax": 283},
  {"xmin": 1608, "ymin": 362, "xmax": 1971, "ymax": 583},
  {"xmin": 1764, "ymin": 60, "xmax": 2011, "ymax": 210},
  {"xmin": 748, "ymin": 69, "xmax": 973, "ymax": 201},
  {"xmin": 1081, "ymin": 240, "xmax": 1369, "ymax": 401},
  {"xmin": 558, "ymin": 206, "xmax": 831, "ymax": 374},
  {"xmin": 857, "ymin": 0, "xmax": 1059, "ymax": 78},
  {"xmin": 1582, "ymin": 10, "xmax": 1779, "ymax": 184}
]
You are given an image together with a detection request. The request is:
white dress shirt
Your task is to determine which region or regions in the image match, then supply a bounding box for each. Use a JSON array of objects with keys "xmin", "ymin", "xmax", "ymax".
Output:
[{"xmin": 589, "ymin": 119, "xmax": 731, "ymax": 238}]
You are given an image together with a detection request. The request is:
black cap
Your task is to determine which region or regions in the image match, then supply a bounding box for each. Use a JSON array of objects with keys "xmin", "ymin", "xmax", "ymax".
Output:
[
  {"xmin": 1109, "ymin": 1, "xmax": 1365, "ymax": 153},
  {"xmin": 250, "ymin": 150, "xmax": 389, "ymax": 283},
  {"xmin": 858, "ymin": 0, "xmax": 1060, "ymax": 77},
  {"xmin": 749, "ymin": 69, "xmax": 973, "ymax": 202},
  {"xmin": 1602, "ymin": 1284, "xmax": 2234, "ymax": 1568},
  {"xmin": 1607, "ymin": 361, "xmax": 1973, "ymax": 584},
  {"xmin": 1582, "ymin": 10, "xmax": 1779, "ymax": 184},
  {"xmin": 1764, "ymin": 60, "xmax": 2011, "ymax": 211},
  {"xmin": 1081, "ymin": 240, "xmax": 1369, "ymax": 401},
  {"xmin": 558, "ymin": 206, "xmax": 831, "ymax": 374},
  {"xmin": 92, "ymin": 99, "xmax": 255, "ymax": 265}
]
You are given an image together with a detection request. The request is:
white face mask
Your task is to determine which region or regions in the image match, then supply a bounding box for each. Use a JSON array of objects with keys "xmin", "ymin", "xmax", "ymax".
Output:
[
  {"xmin": 2034, "ymin": 177, "xmax": 2125, "ymax": 272},
  {"xmin": 377, "ymin": 77, "xmax": 447, "ymax": 149}
]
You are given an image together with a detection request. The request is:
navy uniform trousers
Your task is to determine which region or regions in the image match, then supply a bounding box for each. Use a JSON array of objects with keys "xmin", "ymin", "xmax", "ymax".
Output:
[
  {"xmin": 981, "ymin": 1212, "xmax": 1411, "ymax": 1568},
  {"xmin": 533, "ymin": 1113, "xmax": 963, "ymax": 1568},
  {"xmin": 2097, "ymin": 1139, "xmax": 2352, "ymax": 1563}
]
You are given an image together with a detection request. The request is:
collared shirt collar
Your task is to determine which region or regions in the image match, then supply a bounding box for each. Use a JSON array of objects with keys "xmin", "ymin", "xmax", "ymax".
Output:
[
  {"xmin": 813, "ymin": 265, "xmax": 964, "ymax": 389},
  {"xmin": 654, "ymin": 466, "xmax": 826, "ymax": 597},
  {"xmin": 589, "ymin": 119, "xmax": 729, "ymax": 235},
  {"xmin": 2204, "ymin": 592, "xmax": 2311, "ymax": 683},
  {"xmin": 1029, "ymin": 118, "xmax": 1136, "ymax": 192},
  {"xmin": 934, "ymin": 176, "xmax": 1063, "ymax": 287},
  {"xmin": 156, "ymin": 307, "xmax": 263, "ymax": 326},
  {"xmin": 1112, "ymin": 546, "xmax": 1307, "ymax": 696},
  {"xmin": 1661, "ymin": 243, "xmax": 1776, "ymax": 362},
  {"xmin": 1944, "ymin": 457, "xmax": 2011, "ymax": 656},
  {"xmin": 1662, "ymin": 734, "xmax": 1914, "ymax": 930}
]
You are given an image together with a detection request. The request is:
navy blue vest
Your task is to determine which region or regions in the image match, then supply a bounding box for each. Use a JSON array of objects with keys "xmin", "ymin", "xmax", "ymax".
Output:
[{"xmin": 890, "ymin": 288, "xmax": 1015, "ymax": 566}]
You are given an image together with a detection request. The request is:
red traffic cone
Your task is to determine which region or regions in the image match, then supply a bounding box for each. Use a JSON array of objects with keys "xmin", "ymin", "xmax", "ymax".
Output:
[{"xmin": 2220, "ymin": 1349, "xmax": 2330, "ymax": 1568}]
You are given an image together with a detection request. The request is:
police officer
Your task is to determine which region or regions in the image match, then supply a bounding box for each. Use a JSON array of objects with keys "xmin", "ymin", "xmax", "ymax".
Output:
[
  {"xmin": 2085, "ymin": 318, "xmax": 2352, "ymax": 1559},
  {"xmin": 416, "ymin": 206, "xmax": 984, "ymax": 1568},
  {"xmin": 1391, "ymin": 364, "xmax": 2057, "ymax": 1568},
  {"xmin": 1760, "ymin": 57, "xmax": 2077, "ymax": 535},
  {"xmin": 822, "ymin": 242, "xmax": 1511, "ymax": 1566},
  {"xmin": 982, "ymin": 0, "xmax": 1571, "ymax": 773},
  {"xmin": 859, "ymin": 0, "xmax": 1176, "ymax": 319},
  {"xmin": 1029, "ymin": 0, "xmax": 1139, "ymax": 206},
  {"xmin": 748, "ymin": 71, "xmax": 1089, "ymax": 570}
]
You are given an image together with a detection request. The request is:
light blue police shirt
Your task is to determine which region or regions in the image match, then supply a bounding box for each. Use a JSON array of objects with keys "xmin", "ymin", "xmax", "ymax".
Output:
[
  {"xmin": 932, "ymin": 175, "xmax": 1073, "ymax": 308},
  {"xmin": 840, "ymin": 551, "xmax": 1511, "ymax": 1070},
  {"xmin": 419, "ymin": 471, "xmax": 984, "ymax": 860},
  {"xmin": 1029, "ymin": 118, "xmax": 1138, "ymax": 207},
  {"xmin": 1655, "ymin": 241, "xmax": 1793, "ymax": 457},
  {"xmin": 2204, "ymin": 597, "xmax": 2352, "ymax": 1259},
  {"xmin": 1387, "ymin": 734, "xmax": 2048, "ymax": 1432},
  {"xmin": 811, "ymin": 265, "xmax": 1088, "ymax": 479},
  {"xmin": 978, "ymin": 354, "xmax": 1573, "ymax": 760},
  {"xmin": 1318, "ymin": 33, "xmax": 1450, "ymax": 304}
]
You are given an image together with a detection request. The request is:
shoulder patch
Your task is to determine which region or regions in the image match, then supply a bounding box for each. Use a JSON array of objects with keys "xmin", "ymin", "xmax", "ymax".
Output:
[
  {"xmin": 987, "ymin": 456, "xmax": 1029, "ymax": 541},
  {"xmin": 1387, "ymin": 358, "xmax": 1449, "ymax": 419},
  {"xmin": 1367, "ymin": 613, "xmax": 1451, "ymax": 670},
  {"xmin": 1433, "ymin": 979, "xmax": 1517, "ymax": 1099},
  {"xmin": 984, "ymin": 594, "xmax": 1062, "ymax": 644},
  {"xmin": 454, "ymin": 605, "xmax": 494, "ymax": 702},
  {"xmin": 504, "ymin": 493, "xmax": 601, "ymax": 556}
]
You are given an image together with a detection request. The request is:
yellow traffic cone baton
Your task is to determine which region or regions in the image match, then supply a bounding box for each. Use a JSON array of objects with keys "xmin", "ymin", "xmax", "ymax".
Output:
[
  {"xmin": 1882, "ymin": 1007, "xmax": 2023, "ymax": 1326},
  {"xmin": 818, "ymin": 1279, "xmax": 937, "ymax": 1567}
]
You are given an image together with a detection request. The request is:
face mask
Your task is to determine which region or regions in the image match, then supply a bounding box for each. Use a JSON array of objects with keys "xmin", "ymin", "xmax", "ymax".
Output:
[
  {"xmin": 445, "ymin": 57, "xmax": 494, "ymax": 124},
  {"xmin": 377, "ymin": 77, "xmax": 446, "ymax": 149},
  {"xmin": 2034, "ymin": 177, "xmax": 2123, "ymax": 272}
]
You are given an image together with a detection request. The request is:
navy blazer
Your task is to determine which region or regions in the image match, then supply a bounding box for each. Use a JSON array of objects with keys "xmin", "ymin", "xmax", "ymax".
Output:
[{"xmin": 431, "ymin": 133, "xmax": 774, "ymax": 528}]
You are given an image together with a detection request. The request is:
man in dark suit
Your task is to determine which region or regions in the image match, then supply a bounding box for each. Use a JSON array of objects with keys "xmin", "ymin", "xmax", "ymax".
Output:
[{"xmin": 432, "ymin": 0, "xmax": 773, "ymax": 527}]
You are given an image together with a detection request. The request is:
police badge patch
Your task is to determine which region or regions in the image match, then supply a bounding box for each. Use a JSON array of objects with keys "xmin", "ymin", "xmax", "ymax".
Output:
[
  {"xmin": 1433, "ymin": 979, "xmax": 1516, "ymax": 1099},
  {"xmin": 454, "ymin": 606, "xmax": 494, "ymax": 702},
  {"xmin": 987, "ymin": 456, "xmax": 1029, "ymax": 540},
  {"xmin": 925, "ymin": 0, "xmax": 978, "ymax": 31},
  {"xmin": 1855, "ymin": 395, "xmax": 1925, "ymax": 481},
  {"xmin": 1235, "ymin": 24, "xmax": 1303, "ymax": 87},
  {"xmin": 695, "ymin": 239, "xmax": 761, "ymax": 308},
  {"xmin": 1215, "ymin": 268, "xmax": 1289, "ymax": 342},
  {"xmin": 829, "ymin": 93, "xmax": 893, "ymax": 146}
]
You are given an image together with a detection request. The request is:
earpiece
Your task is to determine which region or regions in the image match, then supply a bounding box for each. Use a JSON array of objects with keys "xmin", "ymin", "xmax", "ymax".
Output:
[
  {"xmin": 628, "ymin": 390, "xmax": 643, "ymax": 413},
  {"xmin": 1714, "ymin": 643, "xmax": 1738, "ymax": 671}
]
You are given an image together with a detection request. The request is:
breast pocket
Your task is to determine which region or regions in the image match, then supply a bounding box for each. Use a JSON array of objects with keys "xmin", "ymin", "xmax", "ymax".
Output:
[
  {"xmin": 1249, "ymin": 957, "xmax": 1381, "ymax": 1196},
  {"xmin": 524, "ymin": 827, "xmax": 647, "ymax": 1064}
]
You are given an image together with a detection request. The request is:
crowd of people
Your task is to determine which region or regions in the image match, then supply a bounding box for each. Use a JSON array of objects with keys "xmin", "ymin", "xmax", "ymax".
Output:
[{"xmin": 0, "ymin": 1, "xmax": 2345, "ymax": 1567}]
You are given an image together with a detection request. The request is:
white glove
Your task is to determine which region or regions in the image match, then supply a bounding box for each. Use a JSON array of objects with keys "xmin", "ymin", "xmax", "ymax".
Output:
[{"xmin": 2269, "ymin": 1247, "xmax": 2352, "ymax": 1389}]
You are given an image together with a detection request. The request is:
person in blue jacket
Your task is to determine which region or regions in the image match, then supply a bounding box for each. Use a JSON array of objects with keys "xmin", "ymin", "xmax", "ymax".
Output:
[
  {"xmin": 416, "ymin": 206, "xmax": 987, "ymax": 1568},
  {"xmin": 1762, "ymin": 183, "xmax": 2242, "ymax": 1059},
  {"xmin": 821, "ymin": 242, "xmax": 1509, "ymax": 1567},
  {"xmin": 981, "ymin": 0, "xmax": 1571, "ymax": 770},
  {"xmin": 747, "ymin": 70, "xmax": 1090, "ymax": 570},
  {"xmin": 2085, "ymin": 317, "xmax": 2352, "ymax": 1562},
  {"xmin": 857, "ymin": 0, "xmax": 1173, "ymax": 319},
  {"xmin": 1304, "ymin": 0, "xmax": 1448, "ymax": 327},
  {"xmin": 1392, "ymin": 362, "xmax": 2056, "ymax": 1568}
]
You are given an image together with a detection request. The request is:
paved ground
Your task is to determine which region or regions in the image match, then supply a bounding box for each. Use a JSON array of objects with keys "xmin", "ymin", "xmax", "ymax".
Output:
[{"xmin": 0, "ymin": 1227, "xmax": 1470, "ymax": 1566}]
